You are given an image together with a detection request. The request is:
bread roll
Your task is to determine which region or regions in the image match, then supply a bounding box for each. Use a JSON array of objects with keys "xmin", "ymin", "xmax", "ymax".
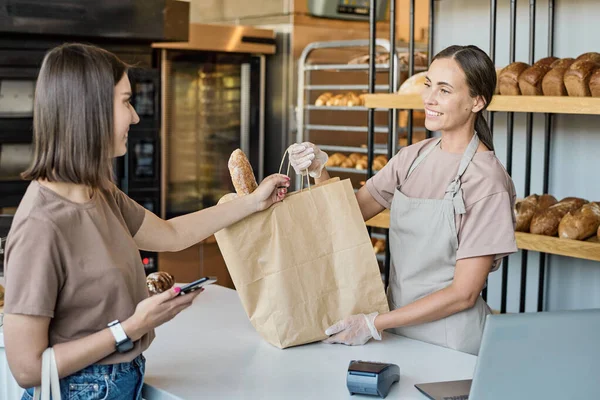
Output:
[
  {"xmin": 325, "ymin": 94, "xmax": 343, "ymax": 106},
  {"xmin": 564, "ymin": 60, "xmax": 599, "ymax": 97},
  {"xmin": 542, "ymin": 59, "xmax": 576, "ymax": 96},
  {"xmin": 530, "ymin": 198, "xmax": 588, "ymax": 236},
  {"xmin": 315, "ymin": 92, "xmax": 332, "ymax": 106},
  {"xmin": 534, "ymin": 57, "xmax": 559, "ymax": 68},
  {"xmin": 589, "ymin": 69, "xmax": 600, "ymax": 97},
  {"xmin": 218, "ymin": 193, "xmax": 238, "ymax": 204},
  {"xmin": 0, "ymin": 284, "xmax": 4, "ymax": 308},
  {"xmin": 355, "ymin": 159, "xmax": 368, "ymax": 170},
  {"xmin": 558, "ymin": 202, "xmax": 600, "ymax": 240},
  {"xmin": 348, "ymin": 153, "xmax": 362, "ymax": 163},
  {"xmin": 499, "ymin": 62, "xmax": 529, "ymax": 95},
  {"xmin": 514, "ymin": 194, "xmax": 558, "ymax": 232},
  {"xmin": 346, "ymin": 92, "xmax": 362, "ymax": 107},
  {"xmin": 326, "ymin": 153, "xmax": 346, "ymax": 167},
  {"xmin": 339, "ymin": 157, "xmax": 355, "ymax": 168},
  {"xmin": 576, "ymin": 52, "xmax": 600, "ymax": 64},
  {"xmin": 398, "ymin": 71, "xmax": 428, "ymax": 95},
  {"xmin": 373, "ymin": 239, "xmax": 385, "ymax": 254},
  {"xmin": 146, "ymin": 271, "xmax": 175, "ymax": 295},
  {"xmin": 519, "ymin": 64, "xmax": 553, "ymax": 95},
  {"xmin": 228, "ymin": 149, "xmax": 258, "ymax": 196}
]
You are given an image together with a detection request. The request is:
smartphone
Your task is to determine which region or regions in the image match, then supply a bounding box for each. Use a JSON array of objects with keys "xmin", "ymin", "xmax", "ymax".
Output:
[{"xmin": 179, "ymin": 276, "xmax": 217, "ymax": 295}]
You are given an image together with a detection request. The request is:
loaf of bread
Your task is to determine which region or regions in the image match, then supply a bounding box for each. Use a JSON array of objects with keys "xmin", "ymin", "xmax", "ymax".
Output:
[
  {"xmin": 228, "ymin": 149, "xmax": 258, "ymax": 195},
  {"xmin": 576, "ymin": 52, "xmax": 600, "ymax": 64},
  {"xmin": 519, "ymin": 64, "xmax": 553, "ymax": 95},
  {"xmin": 495, "ymin": 67, "xmax": 503, "ymax": 94},
  {"xmin": 499, "ymin": 62, "xmax": 529, "ymax": 95},
  {"xmin": 315, "ymin": 92, "xmax": 333, "ymax": 106},
  {"xmin": 589, "ymin": 69, "xmax": 600, "ymax": 97},
  {"xmin": 514, "ymin": 194, "xmax": 558, "ymax": 232},
  {"xmin": 530, "ymin": 197, "xmax": 588, "ymax": 236},
  {"xmin": 558, "ymin": 202, "xmax": 600, "ymax": 240},
  {"xmin": 542, "ymin": 59, "xmax": 576, "ymax": 96},
  {"xmin": 398, "ymin": 71, "xmax": 428, "ymax": 95},
  {"xmin": 218, "ymin": 193, "xmax": 238, "ymax": 204},
  {"xmin": 534, "ymin": 57, "xmax": 559, "ymax": 68},
  {"xmin": 146, "ymin": 271, "xmax": 175, "ymax": 295},
  {"xmin": 564, "ymin": 60, "xmax": 599, "ymax": 97}
]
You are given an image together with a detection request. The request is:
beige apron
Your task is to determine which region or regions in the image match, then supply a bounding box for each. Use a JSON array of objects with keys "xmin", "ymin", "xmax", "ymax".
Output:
[{"xmin": 387, "ymin": 134, "xmax": 490, "ymax": 355}]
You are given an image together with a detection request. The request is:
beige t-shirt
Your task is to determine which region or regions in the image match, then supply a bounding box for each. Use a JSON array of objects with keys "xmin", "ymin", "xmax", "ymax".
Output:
[
  {"xmin": 366, "ymin": 138, "xmax": 517, "ymax": 269},
  {"xmin": 4, "ymin": 181, "xmax": 153, "ymax": 365}
]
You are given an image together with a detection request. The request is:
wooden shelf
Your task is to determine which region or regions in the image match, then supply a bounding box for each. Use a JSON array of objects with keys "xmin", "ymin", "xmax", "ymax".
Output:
[
  {"xmin": 365, "ymin": 210, "xmax": 600, "ymax": 262},
  {"xmin": 515, "ymin": 233, "xmax": 600, "ymax": 262},
  {"xmin": 364, "ymin": 94, "xmax": 600, "ymax": 115}
]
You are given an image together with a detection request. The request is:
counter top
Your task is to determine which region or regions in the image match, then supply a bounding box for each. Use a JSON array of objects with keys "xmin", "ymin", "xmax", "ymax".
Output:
[{"xmin": 142, "ymin": 285, "xmax": 477, "ymax": 400}]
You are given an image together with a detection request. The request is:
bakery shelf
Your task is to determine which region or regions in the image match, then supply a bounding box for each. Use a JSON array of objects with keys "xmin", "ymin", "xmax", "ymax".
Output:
[
  {"xmin": 305, "ymin": 124, "xmax": 390, "ymax": 133},
  {"xmin": 515, "ymin": 233, "xmax": 600, "ymax": 262},
  {"xmin": 304, "ymin": 105, "xmax": 389, "ymax": 112},
  {"xmin": 327, "ymin": 166, "xmax": 369, "ymax": 175},
  {"xmin": 364, "ymin": 94, "xmax": 600, "ymax": 115},
  {"xmin": 319, "ymin": 145, "xmax": 388, "ymax": 155},
  {"xmin": 303, "ymin": 64, "xmax": 427, "ymax": 73},
  {"xmin": 305, "ymin": 84, "xmax": 389, "ymax": 91},
  {"xmin": 365, "ymin": 210, "xmax": 600, "ymax": 262}
]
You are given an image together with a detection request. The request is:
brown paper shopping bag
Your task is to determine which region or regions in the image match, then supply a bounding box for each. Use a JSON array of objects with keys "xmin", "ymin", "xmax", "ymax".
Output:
[{"xmin": 215, "ymin": 177, "xmax": 389, "ymax": 348}]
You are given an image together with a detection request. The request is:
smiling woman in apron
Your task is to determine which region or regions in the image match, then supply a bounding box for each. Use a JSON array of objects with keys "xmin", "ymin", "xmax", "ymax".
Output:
[{"xmin": 289, "ymin": 45, "xmax": 517, "ymax": 355}]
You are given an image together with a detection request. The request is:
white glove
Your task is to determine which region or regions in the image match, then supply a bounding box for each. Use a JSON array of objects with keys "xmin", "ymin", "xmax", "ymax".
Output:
[
  {"xmin": 323, "ymin": 312, "xmax": 382, "ymax": 346},
  {"xmin": 289, "ymin": 142, "xmax": 328, "ymax": 178}
]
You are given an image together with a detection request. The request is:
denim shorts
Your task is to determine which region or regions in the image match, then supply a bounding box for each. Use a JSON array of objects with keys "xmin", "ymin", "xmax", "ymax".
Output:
[{"xmin": 22, "ymin": 354, "xmax": 145, "ymax": 400}]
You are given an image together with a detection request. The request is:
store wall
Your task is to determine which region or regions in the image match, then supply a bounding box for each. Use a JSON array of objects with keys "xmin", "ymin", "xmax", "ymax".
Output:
[{"xmin": 434, "ymin": 0, "xmax": 600, "ymax": 312}]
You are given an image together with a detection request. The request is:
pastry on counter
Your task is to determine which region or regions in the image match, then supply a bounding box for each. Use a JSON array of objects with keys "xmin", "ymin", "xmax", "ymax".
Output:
[
  {"xmin": 147, "ymin": 271, "xmax": 175, "ymax": 295},
  {"xmin": 498, "ymin": 62, "xmax": 529, "ymax": 95},
  {"xmin": 564, "ymin": 60, "xmax": 599, "ymax": 97},
  {"xmin": 530, "ymin": 197, "xmax": 588, "ymax": 236},
  {"xmin": 542, "ymin": 58, "xmax": 575, "ymax": 96},
  {"xmin": 558, "ymin": 202, "xmax": 600, "ymax": 240},
  {"xmin": 228, "ymin": 149, "xmax": 258, "ymax": 195}
]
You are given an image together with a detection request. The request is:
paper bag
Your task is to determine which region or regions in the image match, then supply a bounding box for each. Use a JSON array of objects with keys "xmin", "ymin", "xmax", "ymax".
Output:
[{"xmin": 215, "ymin": 177, "xmax": 389, "ymax": 348}]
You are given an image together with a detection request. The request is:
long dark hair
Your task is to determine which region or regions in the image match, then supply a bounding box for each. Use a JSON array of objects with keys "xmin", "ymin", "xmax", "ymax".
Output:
[
  {"xmin": 432, "ymin": 45, "xmax": 496, "ymax": 151},
  {"xmin": 22, "ymin": 43, "xmax": 129, "ymax": 190}
]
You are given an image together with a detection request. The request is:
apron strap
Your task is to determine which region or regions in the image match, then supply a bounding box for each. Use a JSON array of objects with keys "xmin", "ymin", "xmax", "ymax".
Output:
[
  {"xmin": 406, "ymin": 138, "xmax": 441, "ymax": 179},
  {"xmin": 443, "ymin": 134, "xmax": 480, "ymax": 215}
]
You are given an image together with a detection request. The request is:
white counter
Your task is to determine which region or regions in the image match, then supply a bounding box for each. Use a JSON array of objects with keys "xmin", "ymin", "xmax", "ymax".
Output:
[{"xmin": 142, "ymin": 285, "xmax": 477, "ymax": 400}]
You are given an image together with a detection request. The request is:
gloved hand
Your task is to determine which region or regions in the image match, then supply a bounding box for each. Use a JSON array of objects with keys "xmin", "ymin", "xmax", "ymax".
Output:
[
  {"xmin": 289, "ymin": 142, "xmax": 328, "ymax": 178},
  {"xmin": 323, "ymin": 312, "xmax": 382, "ymax": 346}
]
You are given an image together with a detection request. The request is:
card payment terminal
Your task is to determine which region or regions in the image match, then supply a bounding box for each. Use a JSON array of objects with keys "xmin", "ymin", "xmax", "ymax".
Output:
[{"xmin": 346, "ymin": 360, "xmax": 400, "ymax": 398}]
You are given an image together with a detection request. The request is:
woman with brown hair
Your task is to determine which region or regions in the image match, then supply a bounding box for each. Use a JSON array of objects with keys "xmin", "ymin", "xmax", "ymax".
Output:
[
  {"xmin": 3, "ymin": 43, "xmax": 289, "ymax": 399},
  {"xmin": 290, "ymin": 45, "xmax": 517, "ymax": 355}
]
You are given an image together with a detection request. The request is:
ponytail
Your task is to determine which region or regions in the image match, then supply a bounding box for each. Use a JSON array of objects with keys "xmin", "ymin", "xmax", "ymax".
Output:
[{"xmin": 475, "ymin": 112, "xmax": 494, "ymax": 151}]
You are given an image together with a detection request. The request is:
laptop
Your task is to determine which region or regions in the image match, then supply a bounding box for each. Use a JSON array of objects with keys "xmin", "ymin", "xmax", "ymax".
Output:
[{"xmin": 415, "ymin": 309, "xmax": 600, "ymax": 400}]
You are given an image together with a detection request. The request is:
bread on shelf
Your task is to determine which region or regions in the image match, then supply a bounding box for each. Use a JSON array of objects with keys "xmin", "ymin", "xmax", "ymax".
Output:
[
  {"xmin": 519, "ymin": 64, "xmax": 553, "ymax": 96},
  {"xmin": 498, "ymin": 62, "xmax": 529, "ymax": 95},
  {"xmin": 589, "ymin": 69, "xmax": 600, "ymax": 97},
  {"xmin": 576, "ymin": 52, "xmax": 600, "ymax": 64},
  {"xmin": 534, "ymin": 56, "xmax": 559, "ymax": 68},
  {"xmin": 530, "ymin": 197, "xmax": 588, "ymax": 236},
  {"xmin": 515, "ymin": 194, "xmax": 558, "ymax": 232},
  {"xmin": 558, "ymin": 202, "xmax": 600, "ymax": 240},
  {"xmin": 315, "ymin": 92, "xmax": 333, "ymax": 106},
  {"xmin": 564, "ymin": 60, "xmax": 599, "ymax": 97},
  {"xmin": 542, "ymin": 58, "xmax": 576, "ymax": 96}
]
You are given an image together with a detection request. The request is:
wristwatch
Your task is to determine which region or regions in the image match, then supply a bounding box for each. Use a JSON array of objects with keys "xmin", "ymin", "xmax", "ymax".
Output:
[{"xmin": 108, "ymin": 320, "xmax": 134, "ymax": 353}]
